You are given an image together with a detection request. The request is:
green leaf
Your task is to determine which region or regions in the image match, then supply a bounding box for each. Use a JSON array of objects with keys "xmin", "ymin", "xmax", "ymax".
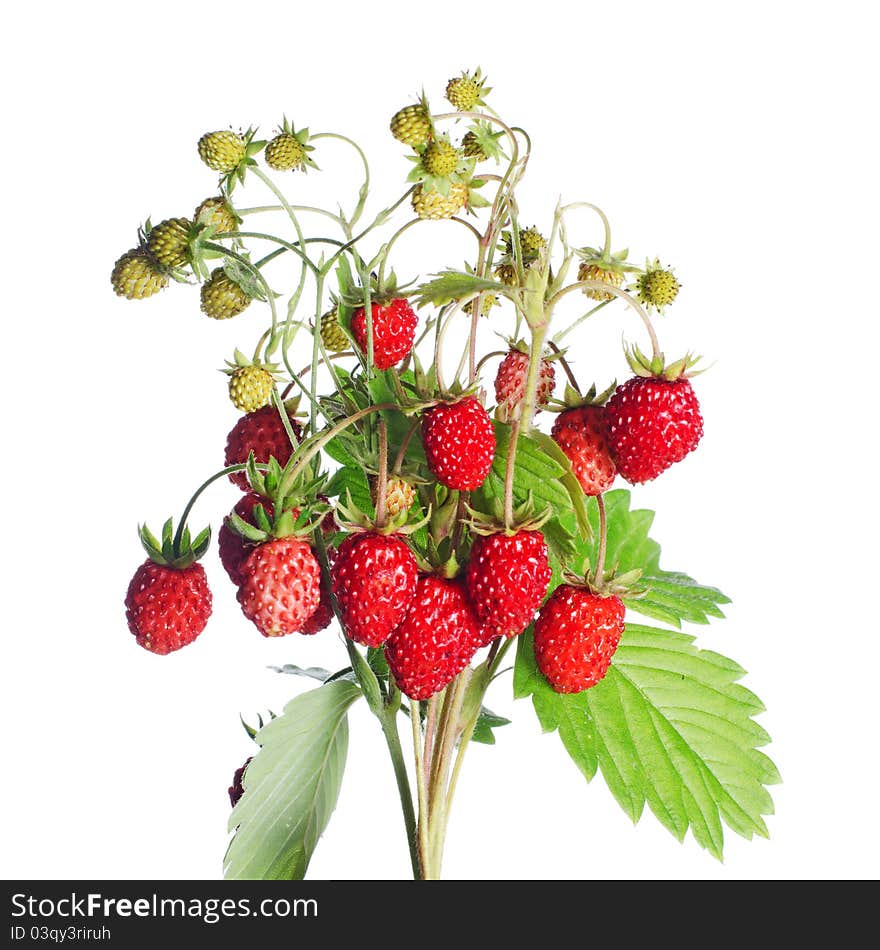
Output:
[
  {"xmin": 471, "ymin": 706, "xmax": 512, "ymax": 745},
  {"xmin": 322, "ymin": 434, "xmax": 360, "ymax": 468},
  {"xmin": 224, "ymin": 681, "xmax": 361, "ymax": 879},
  {"xmin": 324, "ymin": 466, "xmax": 373, "ymax": 513},
  {"xmin": 514, "ymin": 627, "xmax": 778, "ymax": 859},
  {"xmin": 412, "ymin": 270, "xmax": 506, "ymax": 309},
  {"xmin": 270, "ymin": 664, "xmax": 332, "ymax": 682}
]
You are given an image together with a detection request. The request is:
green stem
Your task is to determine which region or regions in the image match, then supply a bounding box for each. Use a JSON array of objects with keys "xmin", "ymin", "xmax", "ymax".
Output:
[
  {"xmin": 594, "ymin": 492, "xmax": 608, "ymax": 584},
  {"xmin": 311, "ymin": 132, "xmax": 371, "ymax": 228},
  {"xmin": 547, "ymin": 282, "xmax": 661, "ymax": 361},
  {"xmin": 380, "ymin": 709, "xmax": 422, "ymax": 880},
  {"xmin": 171, "ymin": 462, "xmax": 251, "ymax": 550},
  {"xmin": 551, "ymin": 299, "xmax": 612, "ymax": 345},
  {"xmin": 410, "ymin": 701, "xmax": 430, "ymax": 879},
  {"xmin": 237, "ymin": 204, "xmax": 345, "ymax": 226}
]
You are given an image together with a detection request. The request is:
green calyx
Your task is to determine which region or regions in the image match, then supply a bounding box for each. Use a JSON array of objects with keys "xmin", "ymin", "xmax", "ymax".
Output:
[
  {"xmin": 574, "ymin": 245, "xmax": 638, "ymax": 275},
  {"xmin": 138, "ymin": 517, "xmax": 210, "ymax": 569},
  {"xmin": 462, "ymin": 121, "xmax": 505, "ymax": 162},
  {"xmin": 445, "ymin": 67, "xmax": 491, "ymax": 111},
  {"xmin": 265, "ymin": 117, "xmax": 318, "ymax": 173},
  {"xmin": 624, "ymin": 342, "xmax": 705, "ymax": 381},
  {"xmin": 228, "ymin": 454, "xmax": 329, "ymax": 543},
  {"xmin": 213, "ymin": 126, "xmax": 267, "ymax": 194},
  {"xmin": 563, "ymin": 563, "xmax": 645, "ymax": 599},
  {"xmin": 406, "ymin": 136, "xmax": 473, "ymax": 194},
  {"xmin": 560, "ymin": 379, "xmax": 617, "ymax": 410},
  {"xmin": 632, "ymin": 257, "xmax": 680, "ymax": 312},
  {"xmin": 466, "ymin": 495, "xmax": 553, "ymax": 537},
  {"xmin": 335, "ymin": 488, "xmax": 429, "ymax": 537}
]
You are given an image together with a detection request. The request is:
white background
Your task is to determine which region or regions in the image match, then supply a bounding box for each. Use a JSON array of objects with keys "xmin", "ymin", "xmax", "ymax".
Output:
[{"xmin": 2, "ymin": 0, "xmax": 878, "ymax": 881}]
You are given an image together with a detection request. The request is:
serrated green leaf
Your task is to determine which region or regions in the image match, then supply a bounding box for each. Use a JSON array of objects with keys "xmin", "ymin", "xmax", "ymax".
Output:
[
  {"xmin": 412, "ymin": 270, "xmax": 506, "ymax": 309},
  {"xmin": 322, "ymin": 434, "xmax": 359, "ymax": 467},
  {"xmin": 514, "ymin": 626, "xmax": 778, "ymax": 859},
  {"xmin": 324, "ymin": 466, "xmax": 373, "ymax": 514},
  {"xmin": 224, "ymin": 681, "xmax": 360, "ymax": 880}
]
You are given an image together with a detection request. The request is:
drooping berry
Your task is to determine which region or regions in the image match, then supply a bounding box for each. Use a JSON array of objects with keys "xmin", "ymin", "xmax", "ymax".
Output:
[
  {"xmin": 605, "ymin": 376, "xmax": 703, "ymax": 483},
  {"xmin": 332, "ymin": 533, "xmax": 418, "ymax": 647},
  {"xmin": 224, "ymin": 405, "xmax": 302, "ymax": 491},
  {"xmin": 147, "ymin": 218, "xmax": 192, "ymax": 269},
  {"xmin": 198, "ymin": 130, "xmax": 246, "ymax": 173},
  {"xmin": 111, "ymin": 248, "xmax": 168, "ymax": 299},
  {"xmin": 411, "ymin": 183, "xmax": 469, "ymax": 220},
  {"xmin": 201, "ymin": 267, "xmax": 252, "ymax": 320},
  {"xmin": 350, "ymin": 298, "xmax": 418, "ymax": 370},
  {"xmin": 577, "ymin": 260, "xmax": 624, "ymax": 301},
  {"xmin": 390, "ymin": 104, "xmax": 432, "ymax": 147},
  {"xmin": 421, "ymin": 397, "xmax": 496, "ymax": 491},
  {"xmin": 125, "ymin": 561, "xmax": 212, "ymax": 655},
  {"xmin": 551, "ymin": 406, "xmax": 616, "ymax": 496},
  {"xmin": 494, "ymin": 350, "xmax": 556, "ymax": 421},
  {"xmin": 466, "ymin": 531, "xmax": 551, "ymax": 642},
  {"xmin": 384, "ymin": 576, "xmax": 483, "ymax": 700},
  {"xmin": 533, "ymin": 587, "xmax": 625, "ymax": 693},
  {"xmin": 229, "ymin": 365, "xmax": 274, "ymax": 413}
]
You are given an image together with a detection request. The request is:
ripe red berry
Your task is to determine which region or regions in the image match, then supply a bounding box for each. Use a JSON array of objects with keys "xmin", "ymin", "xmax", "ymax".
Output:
[
  {"xmin": 465, "ymin": 530, "xmax": 551, "ymax": 642},
  {"xmin": 421, "ymin": 397, "xmax": 496, "ymax": 491},
  {"xmin": 551, "ymin": 406, "xmax": 616, "ymax": 496},
  {"xmin": 331, "ymin": 532, "xmax": 418, "ymax": 647},
  {"xmin": 224, "ymin": 406, "xmax": 303, "ymax": 491},
  {"xmin": 533, "ymin": 586, "xmax": 625, "ymax": 693},
  {"xmin": 605, "ymin": 376, "xmax": 703, "ymax": 484},
  {"xmin": 351, "ymin": 298, "xmax": 418, "ymax": 370},
  {"xmin": 494, "ymin": 350, "xmax": 555, "ymax": 420},
  {"xmin": 384, "ymin": 575, "xmax": 483, "ymax": 700},
  {"xmin": 236, "ymin": 537, "xmax": 321, "ymax": 637},
  {"xmin": 125, "ymin": 560, "xmax": 212, "ymax": 655}
]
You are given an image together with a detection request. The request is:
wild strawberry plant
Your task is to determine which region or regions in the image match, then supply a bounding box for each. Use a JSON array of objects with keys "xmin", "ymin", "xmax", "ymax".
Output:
[{"xmin": 114, "ymin": 70, "xmax": 778, "ymax": 879}]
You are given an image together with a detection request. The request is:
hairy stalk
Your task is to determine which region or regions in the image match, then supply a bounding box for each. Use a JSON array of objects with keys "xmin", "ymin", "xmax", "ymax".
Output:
[
  {"xmin": 375, "ymin": 420, "xmax": 389, "ymax": 529},
  {"xmin": 594, "ymin": 492, "xmax": 608, "ymax": 584},
  {"xmin": 410, "ymin": 701, "xmax": 430, "ymax": 879}
]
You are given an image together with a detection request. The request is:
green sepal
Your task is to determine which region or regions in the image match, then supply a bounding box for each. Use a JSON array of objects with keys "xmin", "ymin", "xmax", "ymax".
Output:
[
  {"xmin": 413, "ymin": 270, "xmax": 507, "ymax": 309},
  {"xmin": 137, "ymin": 517, "xmax": 211, "ymax": 569}
]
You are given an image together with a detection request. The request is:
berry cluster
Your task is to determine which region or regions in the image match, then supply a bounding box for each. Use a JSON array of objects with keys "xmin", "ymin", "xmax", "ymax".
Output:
[{"xmin": 113, "ymin": 70, "xmax": 711, "ymax": 877}]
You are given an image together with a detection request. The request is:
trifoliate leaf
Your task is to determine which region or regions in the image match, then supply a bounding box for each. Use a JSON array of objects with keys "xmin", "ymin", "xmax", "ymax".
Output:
[
  {"xmin": 224, "ymin": 680, "xmax": 361, "ymax": 879},
  {"xmin": 514, "ymin": 626, "xmax": 778, "ymax": 859}
]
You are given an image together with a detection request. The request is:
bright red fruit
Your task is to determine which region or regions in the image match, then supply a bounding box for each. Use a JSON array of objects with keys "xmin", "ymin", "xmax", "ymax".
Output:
[
  {"xmin": 351, "ymin": 298, "xmax": 418, "ymax": 370},
  {"xmin": 224, "ymin": 406, "xmax": 303, "ymax": 491},
  {"xmin": 384, "ymin": 576, "xmax": 483, "ymax": 700},
  {"xmin": 236, "ymin": 537, "xmax": 321, "ymax": 636},
  {"xmin": 494, "ymin": 350, "xmax": 555, "ymax": 420},
  {"xmin": 465, "ymin": 530, "xmax": 551, "ymax": 642},
  {"xmin": 331, "ymin": 532, "xmax": 418, "ymax": 647},
  {"xmin": 125, "ymin": 560, "xmax": 212, "ymax": 655},
  {"xmin": 551, "ymin": 406, "xmax": 616, "ymax": 496},
  {"xmin": 533, "ymin": 586, "xmax": 625, "ymax": 693},
  {"xmin": 421, "ymin": 397, "xmax": 496, "ymax": 491},
  {"xmin": 605, "ymin": 376, "xmax": 703, "ymax": 483}
]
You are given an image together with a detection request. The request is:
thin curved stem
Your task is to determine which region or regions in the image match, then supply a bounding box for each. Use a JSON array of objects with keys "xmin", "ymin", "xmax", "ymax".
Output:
[
  {"xmin": 547, "ymin": 281, "xmax": 661, "ymax": 361},
  {"xmin": 551, "ymin": 299, "xmax": 612, "ymax": 345},
  {"xmin": 237, "ymin": 204, "xmax": 345, "ymax": 226},
  {"xmin": 559, "ymin": 201, "xmax": 612, "ymax": 256}
]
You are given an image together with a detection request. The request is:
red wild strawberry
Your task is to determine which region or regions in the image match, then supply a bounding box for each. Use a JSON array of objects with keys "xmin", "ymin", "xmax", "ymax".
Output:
[
  {"xmin": 125, "ymin": 561, "xmax": 212, "ymax": 655},
  {"xmin": 332, "ymin": 532, "xmax": 418, "ymax": 647},
  {"xmin": 605, "ymin": 376, "xmax": 703, "ymax": 483},
  {"xmin": 224, "ymin": 406, "xmax": 303, "ymax": 491},
  {"xmin": 494, "ymin": 350, "xmax": 556, "ymax": 421},
  {"xmin": 421, "ymin": 397, "xmax": 496, "ymax": 491},
  {"xmin": 351, "ymin": 298, "xmax": 418, "ymax": 370},
  {"xmin": 384, "ymin": 576, "xmax": 483, "ymax": 700},
  {"xmin": 300, "ymin": 572, "xmax": 335, "ymax": 635},
  {"xmin": 465, "ymin": 531, "xmax": 551, "ymax": 642},
  {"xmin": 533, "ymin": 586, "xmax": 625, "ymax": 693},
  {"xmin": 551, "ymin": 406, "xmax": 616, "ymax": 496},
  {"xmin": 236, "ymin": 537, "xmax": 321, "ymax": 637}
]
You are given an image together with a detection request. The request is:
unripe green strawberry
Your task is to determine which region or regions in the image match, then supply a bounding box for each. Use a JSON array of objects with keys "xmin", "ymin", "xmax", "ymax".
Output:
[
  {"xmin": 462, "ymin": 131, "xmax": 487, "ymax": 159},
  {"xmin": 390, "ymin": 104, "xmax": 432, "ymax": 147},
  {"xmin": 637, "ymin": 263, "xmax": 680, "ymax": 310},
  {"xmin": 147, "ymin": 218, "xmax": 192, "ymax": 268},
  {"xmin": 519, "ymin": 226, "xmax": 547, "ymax": 256},
  {"xmin": 463, "ymin": 292, "xmax": 498, "ymax": 316},
  {"xmin": 194, "ymin": 196, "xmax": 238, "ymax": 235},
  {"xmin": 229, "ymin": 365, "xmax": 274, "ymax": 412},
  {"xmin": 411, "ymin": 183, "xmax": 469, "ymax": 220},
  {"xmin": 445, "ymin": 70, "xmax": 488, "ymax": 111},
  {"xmin": 494, "ymin": 261, "xmax": 519, "ymax": 286},
  {"xmin": 265, "ymin": 133, "xmax": 306, "ymax": 171},
  {"xmin": 111, "ymin": 248, "xmax": 168, "ymax": 299},
  {"xmin": 423, "ymin": 139, "xmax": 459, "ymax": 177},
  {"xmin": 372, "ymin": 476, "xmax": 416, "ymax": 519},
  {"xmin": 198, "ymin": 130, "xmax": 246, "ymax": 173},
  {"xmin": 577, "ymin": 260, "xmax": 624, "ymax": 301},
  {"xmin": 200, "ymin": 267, "xmax": 251, "ymax": 320},
  {"xmin": 320, "ymin": 307, "xmax": 348, "ymax": 352}
]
